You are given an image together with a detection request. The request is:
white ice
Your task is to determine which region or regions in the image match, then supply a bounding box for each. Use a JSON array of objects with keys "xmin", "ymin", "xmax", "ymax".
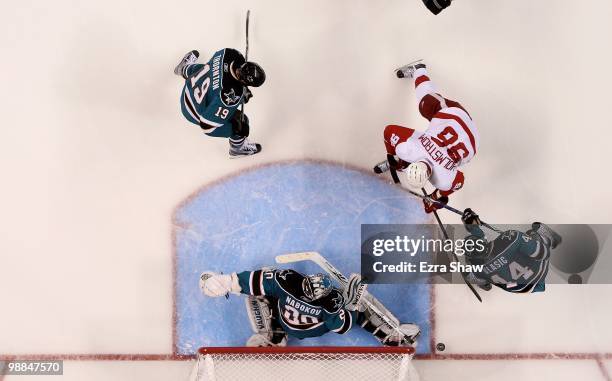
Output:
[{"xmin": 1, "ymin": 0, "xmax": 611, "ymax": 379}]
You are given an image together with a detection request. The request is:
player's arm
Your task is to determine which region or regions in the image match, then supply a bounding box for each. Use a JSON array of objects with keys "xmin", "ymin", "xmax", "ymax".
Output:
[
  {"xmin": 461, "ymin": 208, "xmax": 486, "ymax": 239},
  {"xmin": 235, "ymin": 269, "xmax": 280, "ymax": 297},
  {"xmin": 517, "ymin": 232, "xmax": 551, "ymax": 261},
  {"xmin": 222, "ymin": 48, "xmax": 246, "ymax": 67},
  {"xmin": 324, "ymin": 307, "xmax": 359, "ymax": 335},
  {"xmin": 522, "ymin": 223, "xmax": 562, "ymax": 260},
  {"xmin": 423, "ymin": 170, "xmax": 464, "ymax": 214},
  {"xmin": 199, "ymin": 269, "xmax": 278, "ymax": 298}
]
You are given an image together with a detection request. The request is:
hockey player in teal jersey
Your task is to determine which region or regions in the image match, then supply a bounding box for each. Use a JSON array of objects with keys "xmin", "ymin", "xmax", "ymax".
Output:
[
  {"xmin": 173, "ymin": 49, "xmax": 266, "ymax": 157},
  {"xmin": 200, "ymin": 268, "xmax": 419, "ymax": 347},
  {"xmin": 461, "ymin": 208, "xmax": 562, "ymax": 293}
]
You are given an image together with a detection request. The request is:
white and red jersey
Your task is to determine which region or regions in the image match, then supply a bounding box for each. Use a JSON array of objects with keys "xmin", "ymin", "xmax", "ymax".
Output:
[
  {"xmin": 384, "ymin": 67, "xmax": 479, "ymax": 194},
  {"xmin": 423, "ymin": 105, "xmax": 479, "ymax": 166}
]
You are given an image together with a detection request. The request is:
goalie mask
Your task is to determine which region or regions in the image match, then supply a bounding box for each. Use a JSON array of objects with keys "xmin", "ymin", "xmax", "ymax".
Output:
[
  {"xmin": 236, "ymin": 61, "xmax": 266, "ymax": 87},
  {"xmin": 302, "ymin": 274, "xmax": 332, "ymax": 301}
]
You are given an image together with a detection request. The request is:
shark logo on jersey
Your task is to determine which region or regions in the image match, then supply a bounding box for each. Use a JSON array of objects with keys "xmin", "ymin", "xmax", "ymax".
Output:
[
  {"xmin": 223, "ymin": 88, "xmax": 241, "ymax": 105},
  {"xmin": 331, "ymin": 294, "xmax": 344, "ymax": 310},
  {"xmin": 277, "ymin": 270, "xmax": 290, "ymax": 281}
]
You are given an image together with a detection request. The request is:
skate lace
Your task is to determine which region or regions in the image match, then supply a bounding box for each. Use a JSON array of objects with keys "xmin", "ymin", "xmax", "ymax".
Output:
[{"xmin": 241, "ymin": 139, "xmax": 257, "ymax": 151}]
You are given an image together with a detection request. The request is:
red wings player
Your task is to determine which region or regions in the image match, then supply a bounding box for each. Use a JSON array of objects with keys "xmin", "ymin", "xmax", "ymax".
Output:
[{"xmin": 375, "ymin": 60, "xmax": 480, "ymax": 213}]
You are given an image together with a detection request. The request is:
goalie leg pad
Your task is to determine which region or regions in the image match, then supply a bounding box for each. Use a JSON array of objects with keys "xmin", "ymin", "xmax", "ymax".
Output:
[
  {"xmin": 358, "ymin": 309, "xmax": 420, "ymax": 346},
  {"xmin": 245, "ymin": 296, "xmax": 287, "ymax": 346}
]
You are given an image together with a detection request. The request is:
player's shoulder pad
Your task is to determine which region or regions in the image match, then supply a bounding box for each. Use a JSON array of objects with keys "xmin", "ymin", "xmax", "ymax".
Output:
[
  {"xmin": 317, "ymin": 288, "xmax": 346, "ymax": 314},
  {"xmin": 499, "ymin": 230, "xmax": 520, "ymax": 241},
  {"xmin": 222, "ymin": 48, "xmax": 245, "ymax": 62}
]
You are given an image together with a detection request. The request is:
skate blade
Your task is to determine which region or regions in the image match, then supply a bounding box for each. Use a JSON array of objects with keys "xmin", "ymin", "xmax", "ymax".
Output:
[{"xmin": 394, "ymin": 59, "xmax": 424, "ymax": 75}]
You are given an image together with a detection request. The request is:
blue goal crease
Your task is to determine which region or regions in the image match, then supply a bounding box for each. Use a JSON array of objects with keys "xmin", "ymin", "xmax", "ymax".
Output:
[{"xmin": 174, "ymin": 161, "xmax": 432, "ymax": 355}]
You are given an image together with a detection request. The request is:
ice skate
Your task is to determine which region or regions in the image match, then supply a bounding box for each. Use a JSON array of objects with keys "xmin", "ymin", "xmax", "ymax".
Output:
[
  {"xmin": 174, "ymin": 50, "xmax": 200, "ymax": 76},
  {"xmin": 395, "ymin": 59, "xmax": 426, "ymax": 79},
  {"xmin": 229, "ymin": 138, "xmax": 262, "ymax": 158},
  {"xmin": 373, "ymin": 159, "xmax": 391, "ymax": 174}
]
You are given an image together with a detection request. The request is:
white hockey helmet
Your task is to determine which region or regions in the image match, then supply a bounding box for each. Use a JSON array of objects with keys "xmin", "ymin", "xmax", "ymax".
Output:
[{"xmin": 404, "ymin": 161, "xmax": 431, "ymax": 189}]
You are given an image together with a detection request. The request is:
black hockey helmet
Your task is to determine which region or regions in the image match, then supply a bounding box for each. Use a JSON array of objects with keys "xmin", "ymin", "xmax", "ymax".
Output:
[
  {"xmin": 236, "ymin": 61, "xmax": 266, "ymax": 87},
  {"xmin": 302, "ymin": 273, "xmax": 332, "ymax": 301}
]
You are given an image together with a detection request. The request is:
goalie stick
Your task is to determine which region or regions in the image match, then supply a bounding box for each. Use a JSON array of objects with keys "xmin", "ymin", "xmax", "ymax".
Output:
[{"xmin": 275, "ymin": 251, "xmax": 417, "ymax": 345}]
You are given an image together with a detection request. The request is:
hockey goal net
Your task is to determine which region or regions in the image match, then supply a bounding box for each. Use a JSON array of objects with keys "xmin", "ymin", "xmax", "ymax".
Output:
[{"xmin": 190, "ymin": 346, "xmax": 419, "ymax": 381}]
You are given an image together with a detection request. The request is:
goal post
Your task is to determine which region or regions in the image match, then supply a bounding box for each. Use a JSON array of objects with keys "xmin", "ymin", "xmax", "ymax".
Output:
[{"xmin": 190, "ymin": 346, "xmax": 419, "ymax": 381}]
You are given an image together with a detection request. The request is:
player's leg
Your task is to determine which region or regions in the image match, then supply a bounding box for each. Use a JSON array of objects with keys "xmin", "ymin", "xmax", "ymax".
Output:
[
  {"xmin": 245, "ymin": 296, "xmax": 288, "ymax": 347},
  {"xmin": 228, "ymin": 112, "xmax": 262, "ymax": 157},
  {"xmin": 396, "ymin": 60, "xmax": 469, "ymax": 121}
]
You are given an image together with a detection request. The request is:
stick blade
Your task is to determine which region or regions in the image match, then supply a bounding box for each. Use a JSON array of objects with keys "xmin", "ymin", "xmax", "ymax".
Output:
[{"xmin": 275, "ymin": 251, "xmax": 320, "ymax": 264}]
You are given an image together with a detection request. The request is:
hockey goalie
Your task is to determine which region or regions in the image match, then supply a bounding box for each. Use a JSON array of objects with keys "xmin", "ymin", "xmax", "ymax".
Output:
[
  {"xmin": 375, "ymin": 60, "xmax": 480, "ymax": 214},
  {"xmin": 200, "ymin": 268, "xmax": 419, "ymax": 347}
]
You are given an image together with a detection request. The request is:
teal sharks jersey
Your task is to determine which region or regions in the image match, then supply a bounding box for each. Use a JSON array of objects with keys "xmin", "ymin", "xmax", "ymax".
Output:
[
  {"xmin": 236, "ymin": 269, "xmax": 357, "ymax": 339},
  {"xmin": 466, "ymin": 226, "xmax": 551, "ymax": 293},
  {"xmin": 181, "ymin": 48, "xmax": 246, "ymax": 133}
]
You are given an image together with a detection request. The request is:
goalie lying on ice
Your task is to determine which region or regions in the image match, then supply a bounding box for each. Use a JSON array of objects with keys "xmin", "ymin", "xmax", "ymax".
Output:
[{"xmin": 200, "ymin": 268, "xmax": 419, "ymax": 347}]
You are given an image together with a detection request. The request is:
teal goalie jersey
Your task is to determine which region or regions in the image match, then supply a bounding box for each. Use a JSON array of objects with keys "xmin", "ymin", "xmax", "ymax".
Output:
[{"xmin": 236, "ymin": 269, "xmax": 358, "ymax": 339}]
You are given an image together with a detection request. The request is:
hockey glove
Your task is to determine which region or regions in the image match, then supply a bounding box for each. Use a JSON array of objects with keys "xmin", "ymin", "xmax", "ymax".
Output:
[
  {"xmin": 422, "ymin": 0, "xmax": 452, "ymax": 15},
  {"xmin": 423, "ymin": 190, "xmax": 448, "ymax": 214},
  {"xmin": 461, "ymin": 208, "xmax": 482, "ymax": 225}
]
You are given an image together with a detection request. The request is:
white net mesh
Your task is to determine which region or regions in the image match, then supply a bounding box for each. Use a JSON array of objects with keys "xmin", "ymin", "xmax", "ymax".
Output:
[{"xmin": 190, "ymin": 347, "xmax": 419, "ymax": 381}]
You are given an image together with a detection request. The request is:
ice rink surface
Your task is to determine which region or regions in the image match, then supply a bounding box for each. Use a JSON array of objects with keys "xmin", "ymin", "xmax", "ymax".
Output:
[{"xmin": 1, "ymin": 0, "xmax": 612, "ymax": 379}]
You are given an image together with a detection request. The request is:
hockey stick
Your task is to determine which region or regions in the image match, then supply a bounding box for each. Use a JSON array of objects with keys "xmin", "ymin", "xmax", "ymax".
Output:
[
  {"xmin": 385, "ymin": 155, "xmax": 502, "ymax": 234},
  {"xmin": 422, "ymin": 188, "xmax": 482, "ymax": 303},
  {"xmin": 238, "ymin": 10, "xmax": 250, "ymax": 129},
  {"xmin": 275, "ymin": 252, "xmax": 417, "ymax": 345},
  {"xmin": 245, "ymin": 9, "xmax": 250, "ymax": 61},
  {"xmin": 385, "ymin": 158, "xmax": 482, "ymax": 301}
]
